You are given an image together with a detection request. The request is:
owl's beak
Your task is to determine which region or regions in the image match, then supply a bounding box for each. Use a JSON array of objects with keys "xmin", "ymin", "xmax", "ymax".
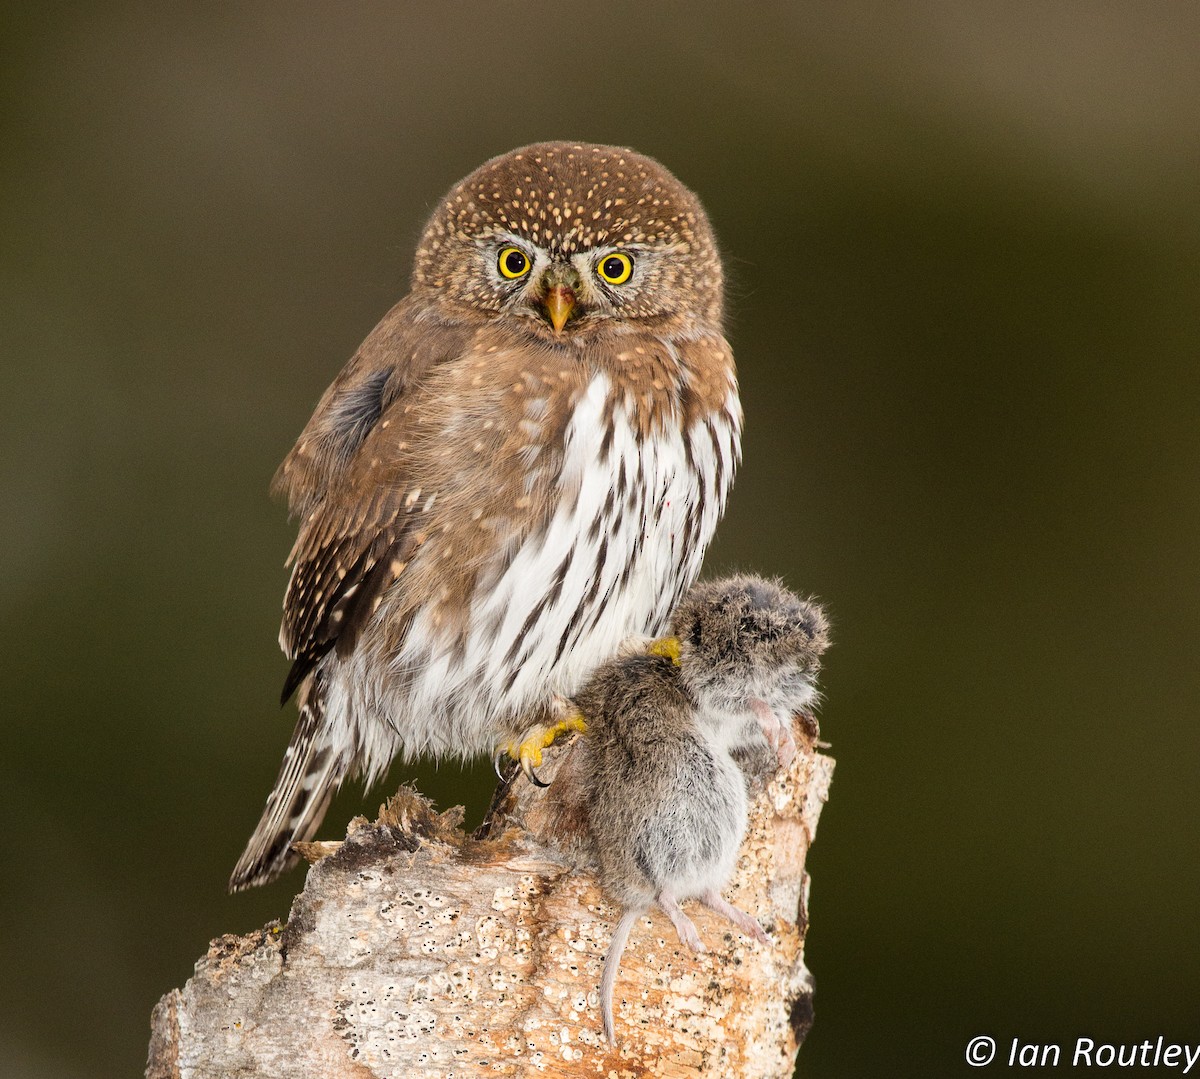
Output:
[{"xmin": 543, "ymin": 284, "xmax": 576, "ymax": 334}]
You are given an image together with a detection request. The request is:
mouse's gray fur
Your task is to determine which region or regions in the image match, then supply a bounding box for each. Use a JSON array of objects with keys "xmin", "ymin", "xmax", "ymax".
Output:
[
  {"xmin": 671, "ymin": 574, "xmax": 829, "ymax": 776},
  {"xmin": 574, "ymin": 574, "xmax": 829, "ymax": 1043}
]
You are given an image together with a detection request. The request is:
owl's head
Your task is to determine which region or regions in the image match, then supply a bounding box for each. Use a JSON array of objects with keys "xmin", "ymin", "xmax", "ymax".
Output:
[{"xmin": 413, "ymin": 142, "xmax": 723, "ymax": 334}]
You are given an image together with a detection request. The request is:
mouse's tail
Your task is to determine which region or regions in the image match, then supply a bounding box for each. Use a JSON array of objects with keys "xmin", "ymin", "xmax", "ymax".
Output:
[{"xmin": 601, "ymin": 908, "xmax": 641, "ymax": 1044}]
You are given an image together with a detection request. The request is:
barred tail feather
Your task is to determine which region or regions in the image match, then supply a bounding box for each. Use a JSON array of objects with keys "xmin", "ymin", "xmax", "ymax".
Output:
[{"xmin": 229, "ymin": 671, "xmax": 347, "ymax": 892}]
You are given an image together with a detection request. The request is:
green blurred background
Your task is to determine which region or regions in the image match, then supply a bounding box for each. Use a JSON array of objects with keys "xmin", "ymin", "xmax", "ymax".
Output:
[{"xmin": 3, "ymin": 3, "xmax": 1198, "ymax": 1076}]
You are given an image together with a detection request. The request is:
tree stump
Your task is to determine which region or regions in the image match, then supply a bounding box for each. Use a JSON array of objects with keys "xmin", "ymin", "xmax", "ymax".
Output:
[{"xmin": 147, "ymin": 720, "xmax": 833, "ymax": 1078}]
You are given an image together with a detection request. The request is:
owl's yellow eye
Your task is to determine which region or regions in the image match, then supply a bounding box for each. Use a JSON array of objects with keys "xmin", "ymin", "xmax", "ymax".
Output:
[
  {"xmin": 498, "ymin": 246, "xmax": 531, "ymax": 279},
  {"xmin": 596, "ymin": 252, "xmax": 633, "ymax": 285}
]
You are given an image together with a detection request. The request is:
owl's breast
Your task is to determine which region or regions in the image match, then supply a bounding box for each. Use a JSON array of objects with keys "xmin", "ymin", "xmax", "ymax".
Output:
[
  {"xmin": 467, "ymin": 368, "xmax": 740, "ymax": 710},
  {"xmin": 366, "ymin": 365, "xmax": 740, "ymax": 753}
]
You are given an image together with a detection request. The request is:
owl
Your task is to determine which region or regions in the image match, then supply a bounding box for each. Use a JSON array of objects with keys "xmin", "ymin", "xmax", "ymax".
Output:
[{"xmin": 230, "ymin": 142, "xmax": 742, "ymax": 890}]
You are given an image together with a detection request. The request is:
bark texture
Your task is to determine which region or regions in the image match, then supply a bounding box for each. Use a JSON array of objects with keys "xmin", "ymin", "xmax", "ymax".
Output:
[{"xmin": 147, "ymin": 721, "xmax": 833, "ymax": 1078}]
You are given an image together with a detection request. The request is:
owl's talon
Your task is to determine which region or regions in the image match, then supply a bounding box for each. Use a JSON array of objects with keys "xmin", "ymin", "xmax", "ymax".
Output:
[
  {"xmin": 505, "ymin": 711, "xmax": 588, "ymax": 787},
  {"xmin": 523, "ymin": 758, "xmax": 550, "ymax": 787},
  {"xmin": 516, "ymin": 740, "xmax": 549, "ymax": 786}
]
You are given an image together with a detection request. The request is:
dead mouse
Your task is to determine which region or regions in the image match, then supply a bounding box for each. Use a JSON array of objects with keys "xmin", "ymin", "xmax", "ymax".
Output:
[{"xmin": 573, "ymin": 574, "xmax": 829, "ymax": 1043}]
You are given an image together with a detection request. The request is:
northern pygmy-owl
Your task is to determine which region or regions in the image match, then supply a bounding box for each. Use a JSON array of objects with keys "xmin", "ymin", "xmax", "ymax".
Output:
[{"xmin": 231, "ymin": 142, "xmax": 741, "ymax": 890}]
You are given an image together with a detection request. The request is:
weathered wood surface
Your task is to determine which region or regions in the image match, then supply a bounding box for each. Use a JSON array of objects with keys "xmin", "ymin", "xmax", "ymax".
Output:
[{"xmin": 147, "ymin": 722, "xmax": 833, "ymax": 1078}]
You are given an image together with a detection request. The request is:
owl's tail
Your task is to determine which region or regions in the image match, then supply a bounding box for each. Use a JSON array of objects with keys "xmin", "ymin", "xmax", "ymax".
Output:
[{"xmin": 229, "ymin": 670, "xmax": 347, "ymax": 892}]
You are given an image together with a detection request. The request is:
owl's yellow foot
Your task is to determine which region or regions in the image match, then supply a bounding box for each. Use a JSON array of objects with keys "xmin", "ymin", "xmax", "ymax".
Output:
[
  {"xmin": 493, "ymin": 642, "xmax": 677, "ymax": 788},
  {"xmin": 612, "ymin": 634, "xmax": 682, "ymax": 664},
  {"xmin": 502, "ymin": 712, "xmax": 588, "ymax": 788},
  {"xmin": 646, "ymin": 635, "xmax": 682, "ymax": 666}
]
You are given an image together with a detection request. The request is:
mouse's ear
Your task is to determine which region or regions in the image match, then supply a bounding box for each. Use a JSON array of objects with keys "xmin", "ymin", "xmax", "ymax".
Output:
[{"xmin": 790, "ymin": 599, "xmax": 831, "ymax": 656}]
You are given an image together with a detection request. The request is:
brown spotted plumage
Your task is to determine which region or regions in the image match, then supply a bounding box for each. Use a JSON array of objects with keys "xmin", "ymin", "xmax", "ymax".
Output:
[{"xmin": 231, "ymin": 143, "xmax": 742, "ymax": 891}]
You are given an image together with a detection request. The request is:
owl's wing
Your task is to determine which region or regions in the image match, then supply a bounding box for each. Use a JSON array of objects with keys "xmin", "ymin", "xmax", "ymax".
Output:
[{"xmin": 273, "ymin": 302, "xmax": 471, "ymax": 703}]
